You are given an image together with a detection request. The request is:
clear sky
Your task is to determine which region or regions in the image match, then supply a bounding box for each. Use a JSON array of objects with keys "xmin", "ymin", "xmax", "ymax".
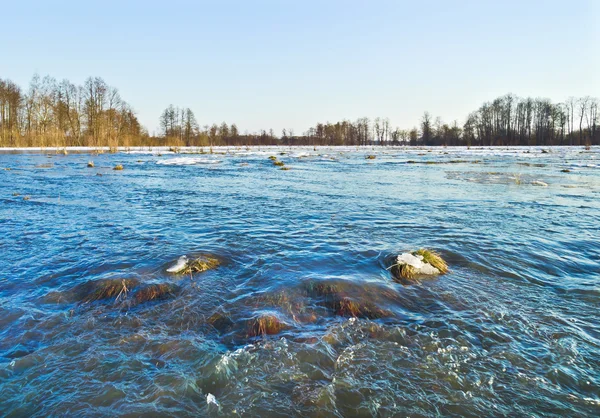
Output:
[{"xmin": 2, "ymin": 0, "xmax": 598, "ymax": 135}]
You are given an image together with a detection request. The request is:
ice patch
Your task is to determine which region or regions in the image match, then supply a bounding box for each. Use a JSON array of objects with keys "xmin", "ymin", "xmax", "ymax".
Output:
[
  {"xmin": 156, "ymin": 157, "xmax": 221, "ymax": 166},
  {"xmin": 167, "ymin": 256, "xmax": 188, "ymax": 273},
  {"xmin": 206, "ymin": 393, "xmax": 219, "ymax": 406},
  {"xmin": 396, "ymin": 253, "xmax": 440, "ymax": 275}
]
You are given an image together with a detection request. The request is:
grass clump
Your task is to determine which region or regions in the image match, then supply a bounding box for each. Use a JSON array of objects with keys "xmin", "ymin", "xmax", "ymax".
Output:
[
  {"xmin": 414, "ymin": 248, "xmax": 448, "ymax": 274},
  {"xmin": 273, "ymin": 160, "xmax": 285, "ymax": 167},
  {"xmin": 391, "ymin": 264, "xmax": 416, "ymax": 281},
  {"xmin": 23, "ymin": 195, "xmax": 31, "ymax": 201},
  {"xmin": 182, "ymin": 255, "xmax": 221, "ymax": 274},
  {"xmin": 87, "ymin": 161, "xmax": 94, "ymax": 168},
  {"xmin": 113, "ymin": 164, "xmax": 124, "ymax": 170},
  {"xmin": 280, "ymin": 166, "xmax": 291, "ymax": 171},
  {"xmin": 366, "ymin": 155, "xmax": 376, "ymax": 160},
  {"xmin": 268, "ymin": 155, "xmax": 277, "ymax": 161}
]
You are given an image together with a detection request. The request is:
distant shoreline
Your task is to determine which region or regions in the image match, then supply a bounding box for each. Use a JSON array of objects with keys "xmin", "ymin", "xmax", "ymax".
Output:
[{"xmin": 0, "ymin": 145, "xmax": 596, "ymax": 155}]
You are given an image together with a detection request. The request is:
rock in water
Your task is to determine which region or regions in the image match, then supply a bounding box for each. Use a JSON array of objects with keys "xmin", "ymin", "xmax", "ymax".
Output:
[
  {"xmin": 167, "ymin": 255, "xmax": 188, "ymax": 273},
  {"xmin": 133, "ymin": 283, "xmax": 178, "ymax": 304},
  {"xmin": 166, "ymin": 254, "xmax": 221, "ymax": 274},
  {"xmin": 247, "ymin": 314, "xmax": 288, "ymax": 337},
  {"xmin": 390, "ymin": 249, "xmax": 448, "ymax": 282},
  {"xmin": 78, "ymin": 278, "xmax": 139, "ymax": 304},
  {"xmin": 396, "ymin": 253, "xmax": 440, "ymax": 275}
]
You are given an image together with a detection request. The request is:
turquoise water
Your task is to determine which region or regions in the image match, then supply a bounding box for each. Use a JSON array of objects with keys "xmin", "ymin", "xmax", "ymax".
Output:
[{"xmin": 0, "ymin": 146, "xmax": 599, "ymax": 417}]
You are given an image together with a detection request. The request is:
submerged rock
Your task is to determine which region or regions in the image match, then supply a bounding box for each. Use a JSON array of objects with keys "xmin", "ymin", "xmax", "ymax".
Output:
[
  {"xmin": 330, "ymin": 297, "xmax": 389, "ymax": 319},
  {"xmin": 78, "ymin": 278, "xmax": 139, "ymax": 304},
  {"xmin": 247, "ymin": 314, "xmax": 288, "ymax": 337},
  {"xmin": 306, "ymin": 280, "xmax": 392, "ymax": 319},
  {"xmin": 133, "ymin": 283, "xmax": 178, "ymax": 304},
  {"xmin": 207, "ymin": 311, "xmax": 235, "ymax": 333},
  {"xmin": 390, "ymin": 249, "xmax": 448, "ymax": 282}
]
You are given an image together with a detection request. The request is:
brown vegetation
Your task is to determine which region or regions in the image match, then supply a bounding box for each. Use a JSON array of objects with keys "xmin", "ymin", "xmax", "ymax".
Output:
[
  {"xmin": 306, "ymin": 281, "xmax": 391, "ymax": 319},
  {"xmin": 181, "ymin": 255, "xmax": 221, "ymax": 275},
  {"xmin": 390, "ymin": 264, "xmax": 416, "ymax": 282},
  {"xmin": 0, "ymin": 75, "xmax": 143, "ymax": 148},
  {"xmin": 133, "ymin": 283, "xmax": 178, "ymax": 304},
  {"xmin": 78, "ymin": 278, "xmax": 139, "ymax": 304},
  {"xmin": 414, "ymin": 248, "xmax": 448, "ymax": 274},
  {"xmin": 247, "ymin": 314, "xmax": 288, "ymax": 337}
]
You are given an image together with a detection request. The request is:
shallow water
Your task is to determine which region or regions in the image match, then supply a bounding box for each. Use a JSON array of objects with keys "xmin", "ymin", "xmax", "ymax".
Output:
[{"xmin": 1, "ymin": 146, "xmax": 599, "ymax": 417}]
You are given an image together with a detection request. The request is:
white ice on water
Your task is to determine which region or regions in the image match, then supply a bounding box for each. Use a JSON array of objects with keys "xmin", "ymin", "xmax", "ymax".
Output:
[
  {"xmin": 396, "ymin": 253, "xmax": 440, "ymax": 275},
  {"xmin": 206, "ymin": 393, "xmax": 219, "ymax": 406},
  {"xmin": 156, "ymin": 157, "xmax": 221, "ymax": 166},
  {"xmin": 166, "ymin": 256, "xmax": 188, "ymax": 273}
]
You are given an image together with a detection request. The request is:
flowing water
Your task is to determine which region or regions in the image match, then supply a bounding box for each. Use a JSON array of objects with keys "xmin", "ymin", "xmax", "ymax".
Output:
[{"xmin": 0, "ymin": 146, "xmax": 599, "ymax": 417}]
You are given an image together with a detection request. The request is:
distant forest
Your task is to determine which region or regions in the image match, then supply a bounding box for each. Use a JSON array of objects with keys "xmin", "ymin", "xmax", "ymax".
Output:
[{"xmin": 1, "ymin": 74, "xmax": 598, "ymax": 148}]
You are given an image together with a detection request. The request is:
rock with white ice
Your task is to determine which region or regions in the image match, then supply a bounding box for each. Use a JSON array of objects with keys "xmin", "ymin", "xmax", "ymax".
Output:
[
  {"xmin": 167, "ymin": 256, "xmax": 188, "ymax": 273},
  {"xmin": 395, "ymin": 253, "xmax": 440, "ymax": 275}
]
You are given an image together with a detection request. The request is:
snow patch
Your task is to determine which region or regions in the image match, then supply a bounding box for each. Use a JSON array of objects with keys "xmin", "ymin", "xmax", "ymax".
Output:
[
  {"xmin": 167, "ymin": 256, "xmax": 188, "ymax": 273},
  {"xmin": 156, "ymin": 157, "xmax": 221, "ymax": 166},
  {"xmin": 396, "ymin": 253, "xmax": 440, "ymax": 275},
  {"xmin": 206, "ymin": 393, "xmax": 219, "ymax": 406}
]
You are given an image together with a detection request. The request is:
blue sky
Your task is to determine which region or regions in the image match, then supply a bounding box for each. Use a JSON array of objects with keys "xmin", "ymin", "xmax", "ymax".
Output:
[{"xmin": 2, "ymin": 0, "xmax": 598, "ymax": 135}]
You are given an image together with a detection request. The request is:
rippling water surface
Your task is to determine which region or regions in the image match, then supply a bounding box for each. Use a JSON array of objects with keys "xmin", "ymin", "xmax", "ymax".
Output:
[{"xmin": 1, "ymin": 146, "xmax": 599, "ymax": 417}]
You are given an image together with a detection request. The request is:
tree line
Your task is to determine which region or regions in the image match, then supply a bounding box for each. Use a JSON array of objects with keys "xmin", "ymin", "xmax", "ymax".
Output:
[
  {"xmin": 0, "ymin": 74, "xmax": 143, "ymax": 148},
  {"xmin": 1, "ymin": 74, "xmax": 598, "ymax": 147},
  {"xmin": 158, "ymin": 94, "xmax": 598, "ymax": 147}
]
